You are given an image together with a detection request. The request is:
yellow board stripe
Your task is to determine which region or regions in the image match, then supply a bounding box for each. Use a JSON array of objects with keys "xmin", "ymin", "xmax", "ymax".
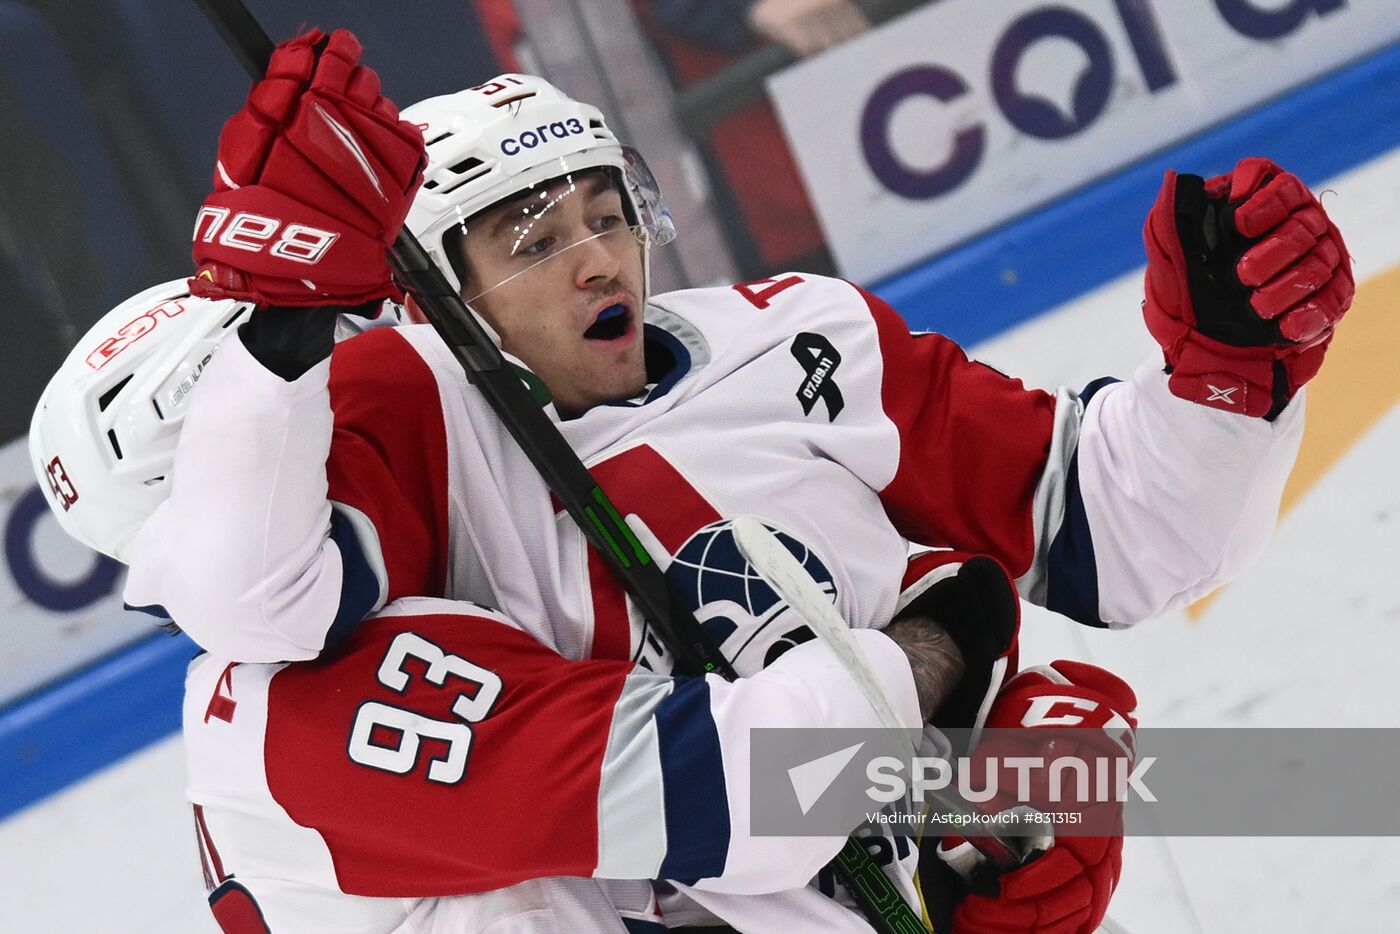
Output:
[{"xmin": 1189, "ymin": 264, "xmax": 1400, "ymax": 619}]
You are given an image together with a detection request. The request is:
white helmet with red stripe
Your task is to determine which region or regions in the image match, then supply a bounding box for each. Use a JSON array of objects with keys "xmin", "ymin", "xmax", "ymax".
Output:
[
  {"xmin": 401, "ymin": 74, "xmax": 675, "ymax": 299},
  {"xmin": 28, "ymin": 280, "xmax": 252, "ymax": 562}
]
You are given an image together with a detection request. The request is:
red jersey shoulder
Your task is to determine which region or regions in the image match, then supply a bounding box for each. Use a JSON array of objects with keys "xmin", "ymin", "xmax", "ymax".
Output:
[{"xmin": 329, "ymin": 324, "xmax": 440, "ymax": 400}]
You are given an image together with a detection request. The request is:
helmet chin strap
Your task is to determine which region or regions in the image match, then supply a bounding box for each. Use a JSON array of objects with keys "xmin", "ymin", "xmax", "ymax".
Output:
[
  {"xmin": 465, "ymin": 299, "xmax": 505, "ymax": 349},
  {"xmin": 638, "ymin": 232, "xmax": 655, "ymax": 315}
]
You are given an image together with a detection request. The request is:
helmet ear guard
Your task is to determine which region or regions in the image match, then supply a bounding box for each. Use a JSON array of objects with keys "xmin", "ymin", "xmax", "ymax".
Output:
[{"xmin": 29, "ymin": 280, "xmax": 253, "ymax": 562}]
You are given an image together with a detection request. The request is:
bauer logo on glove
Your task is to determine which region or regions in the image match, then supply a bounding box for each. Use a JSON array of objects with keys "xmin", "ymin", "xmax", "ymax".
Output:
[
  {"xmin": 193, "ymin": 210, "xmax": 339, "ymax": 266},
  {"xmin": 190, "ymin": 29, "xmax": 426, "ymax": 309}
]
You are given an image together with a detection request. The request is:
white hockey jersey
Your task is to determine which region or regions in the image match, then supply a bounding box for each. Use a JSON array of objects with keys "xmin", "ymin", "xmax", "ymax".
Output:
[{"xmin": 127, "ymin": 273, "xmax": 1303, "ymax": 928}]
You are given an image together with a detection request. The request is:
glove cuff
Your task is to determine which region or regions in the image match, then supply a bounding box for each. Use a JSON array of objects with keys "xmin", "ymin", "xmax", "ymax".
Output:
[
  {"xmin": 237, "ymin": 307, "xmax": 340, "ymax": 381},
  {"xmin": 897, "ymin": 552, "xmax": 1019, "ymax": 743},
  {"xmin": 1163, "ymin": 327, "xmax": 1330, "ymax": 418}
]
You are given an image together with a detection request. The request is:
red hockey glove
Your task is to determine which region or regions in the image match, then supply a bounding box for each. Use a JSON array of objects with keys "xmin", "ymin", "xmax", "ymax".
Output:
[
  {"xmin": 1143, "ymin": 156, "xmax": 1353, "ymax": 418},
  {"xmin": 190, "ymin": 29, "xmax": 425, "ymax": 308},
  {"xmin": 939, "ymin": 661, "xmax": 1138, "ymax": 934}
]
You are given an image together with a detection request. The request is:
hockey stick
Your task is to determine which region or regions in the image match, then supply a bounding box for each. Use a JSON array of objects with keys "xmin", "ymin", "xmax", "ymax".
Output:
[
  {"xmin": 191, "ymin": 3, "xmax": 920, "ymax": 931},
  {"xmin": 731, "ymin": 518, "xmax": 1021, "ymax": 871}
]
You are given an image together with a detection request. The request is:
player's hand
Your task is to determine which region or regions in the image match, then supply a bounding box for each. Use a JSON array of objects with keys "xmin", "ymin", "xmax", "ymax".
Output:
[
  {"xmin": 190, "ymin": 29, "xmax": 425, "ymax": 309},
  {"xmin": 938, "ymin": 661, "xmax": 1137, "ymax": 934},
  {"xmin": 747, "ymin": 0, "xmax": 870, "ymax": 58},
  {"xmin": 1143, "ymin": 156, "xmax": 1353, "ymax": 418},
  {"xmin": 895, "ymin": 550, "xmax": 1020, "ymax": 731}
]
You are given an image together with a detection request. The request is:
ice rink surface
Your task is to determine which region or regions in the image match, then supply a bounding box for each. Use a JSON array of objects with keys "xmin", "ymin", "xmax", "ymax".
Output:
[{"xmin": 2, "ymin": 147, "xmax": 1396, "ymax": 933}]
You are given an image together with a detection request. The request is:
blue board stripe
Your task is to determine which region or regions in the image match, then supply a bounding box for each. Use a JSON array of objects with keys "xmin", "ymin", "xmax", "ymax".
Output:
[
  {"xmin": 5, "ymin": 38, "xmax": 1400, "ymax": 817},
  {"xmin": 0, "ymin": 631, "xmax": 195, "ymax": 820}
]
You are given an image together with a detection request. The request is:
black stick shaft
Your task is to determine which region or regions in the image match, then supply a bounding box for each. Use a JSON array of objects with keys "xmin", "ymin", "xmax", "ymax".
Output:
[{"xmin": 195, "ymin": 0, "xmax": 274, "ymax": 75}]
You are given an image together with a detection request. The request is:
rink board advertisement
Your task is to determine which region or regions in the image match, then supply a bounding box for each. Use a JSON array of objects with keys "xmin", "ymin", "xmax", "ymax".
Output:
[
  {"xmin": 769, "ymin": 0, "xmax": 1400, "ymax": 282},
  {"xmin": 0, "ymin": 436, "xmax": 135, "ymax": 707}
]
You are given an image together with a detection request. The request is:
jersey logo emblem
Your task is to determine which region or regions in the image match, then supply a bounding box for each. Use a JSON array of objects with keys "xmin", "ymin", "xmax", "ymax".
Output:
[
  {"xmin": 658, "ymin": 519, "xmax": 831, "ymax": 673},
  {"xmin": 791, "ymin": 332, "xmax": 845, "ymax": 422}
]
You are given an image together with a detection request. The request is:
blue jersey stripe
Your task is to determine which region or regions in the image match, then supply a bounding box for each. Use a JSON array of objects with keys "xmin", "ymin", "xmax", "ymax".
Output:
[
  {"xmin": 1040, "ymin": 377, "xmax": 1121, "ymax": 627},
  {"xmin": 653, "ymin": 676, "xmax": 730, "ymax": 882},
  {"xmin": 324, "ymin": 508, "xmax": 385, "ymax": 651},
  {"xmin": 1080, "ymin": 376, "xmax": 1122, "ymax": 405},
  {"xmin": 1044, "ymin": 450, "xmax": 1106, "ymax": 628},
  {"xmin": 1043, "ymin": 377, "xmax": 1123, "ymax": 627}
]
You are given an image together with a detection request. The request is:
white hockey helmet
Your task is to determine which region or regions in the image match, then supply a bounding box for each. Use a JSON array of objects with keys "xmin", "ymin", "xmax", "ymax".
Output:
[
  {"xmin": 401, "ymin": 74, "xmax": 675, "ymax": 300},
  {"xmin": 28, "ymin": 279, "xmax": 252, "ymax": 563}
]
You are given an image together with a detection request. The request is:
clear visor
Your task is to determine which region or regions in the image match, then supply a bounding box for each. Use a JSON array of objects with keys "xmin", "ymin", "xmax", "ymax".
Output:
[{"xmin": 454, "ymin": 147, "xmax": 675, "ymax": 305}]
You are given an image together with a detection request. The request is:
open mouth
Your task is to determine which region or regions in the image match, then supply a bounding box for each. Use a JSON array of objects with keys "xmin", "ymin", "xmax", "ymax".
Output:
[{"xmin": 584, "ymin": 303, "xmax": 631, "ymax": 341}]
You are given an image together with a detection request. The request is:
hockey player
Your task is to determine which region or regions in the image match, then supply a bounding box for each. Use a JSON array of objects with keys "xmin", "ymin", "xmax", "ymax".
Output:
[
  {"xmin": 56, "ymin": 25, "xmax": 1348, "ymax": 933},
  {"xmin": 32, "ymin": 280, "xmax": 1137, "ymax": 933}
]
